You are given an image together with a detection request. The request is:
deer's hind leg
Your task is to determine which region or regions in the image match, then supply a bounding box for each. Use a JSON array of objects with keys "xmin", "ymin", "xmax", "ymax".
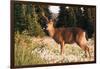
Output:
[
  {"xmin": 76, "ymin": 32, "xmax": 90, "ymax": 58},
  {"xmin": 79, "ymin": 43, "xmax": 90, "ymax": 58}
]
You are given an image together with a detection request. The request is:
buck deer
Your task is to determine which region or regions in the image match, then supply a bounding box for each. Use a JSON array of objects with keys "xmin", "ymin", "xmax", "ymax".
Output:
[{"xmin": 42, "ymin": 14, "xmax": 90, "ymax": 58}]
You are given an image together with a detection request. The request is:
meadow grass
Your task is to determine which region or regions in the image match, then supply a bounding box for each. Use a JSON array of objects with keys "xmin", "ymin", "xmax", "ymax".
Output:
[
  {"xmin": 14, "ymin": 32, "xmax": 46, "ymax": 66},
  {"xmin": 14, "ymin": 31, "xmax": 94, "ymax": 66}
]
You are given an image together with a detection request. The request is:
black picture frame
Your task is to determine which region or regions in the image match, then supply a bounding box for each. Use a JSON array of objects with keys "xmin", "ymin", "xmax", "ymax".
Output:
[{"xmin": 11, "ymin": 0, "xmax": 96, "ymax": 68}]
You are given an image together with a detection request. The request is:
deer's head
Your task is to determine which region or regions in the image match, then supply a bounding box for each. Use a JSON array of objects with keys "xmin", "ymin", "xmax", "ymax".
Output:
[
  {"xmin": 42, "ymin": 13, "xmax": 55, "ymax": 37},
  {"xmin": 42, "ymin": 13, "xmax": 54, "ymax": 30},
  {"xmin": 46, "ymin": 19, "xmax": 54, "ymax": 31}
]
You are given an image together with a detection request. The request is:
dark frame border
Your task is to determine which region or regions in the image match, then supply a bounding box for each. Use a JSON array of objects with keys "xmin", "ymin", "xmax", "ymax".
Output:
[{"xmin": 10, "ymin": 1, "xmax": 96, "ymax": 68}]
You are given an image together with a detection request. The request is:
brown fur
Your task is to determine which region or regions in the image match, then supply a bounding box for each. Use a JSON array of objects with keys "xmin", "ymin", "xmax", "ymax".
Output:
[{"xmin": 46, "ymin": 19, "xmax": 90, "ymax": 58}]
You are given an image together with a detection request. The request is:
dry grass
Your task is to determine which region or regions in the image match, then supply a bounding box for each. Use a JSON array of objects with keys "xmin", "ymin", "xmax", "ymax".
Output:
[
  {"xmin": 14, "ymin": 32, "xmax": 47, "ymax": 66},
  {"xmin": 32, "ymin": 37, "xmax": 95, "ymax": 63}
]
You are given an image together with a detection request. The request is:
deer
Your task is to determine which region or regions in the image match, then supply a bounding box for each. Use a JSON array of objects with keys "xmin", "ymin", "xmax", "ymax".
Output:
[{"xmin": 42, "ymin": 13, "xmax": 91, "ymax": 58}]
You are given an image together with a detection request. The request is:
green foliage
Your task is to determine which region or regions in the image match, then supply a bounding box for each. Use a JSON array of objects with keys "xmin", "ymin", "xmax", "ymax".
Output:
[
  {"xmin": 26, "ymin": 11, "xmax": 45, "ymax": 37},
  {"xmin": 56, "ymin": 6, "xmax": 69, "ymax": 27},
  {"xmin": 14, "ymin": 3, "xmax": 51, "ymax": 37},
  {"xmin": 28, "ymin": 5, "xmax": 45, "ymax": 37},
  {"xmin": 75, "ymin": 7, "xmax": 94, "ymax": 38},
  {"xmin": 67, "ymin": 7, "xmax": 77, "ymax": 27},
  {"xmin": 56, "ymin": 6, "xmax": 77, "ymax": 27},
  {"xmin": 14, "ymin": 3, "xmax": 27, "ymax": 32}
]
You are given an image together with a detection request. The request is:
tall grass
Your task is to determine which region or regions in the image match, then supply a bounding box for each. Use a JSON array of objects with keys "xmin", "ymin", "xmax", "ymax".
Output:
[{"xmin": 14, "ymin": 31, "xmax": 46, "ymax": 66}]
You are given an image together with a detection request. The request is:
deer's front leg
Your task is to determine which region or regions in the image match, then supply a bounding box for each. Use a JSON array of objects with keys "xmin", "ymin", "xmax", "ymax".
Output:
[{"xmin": 61, "ymin": 41, "xmax": 65, "ymax": 55}]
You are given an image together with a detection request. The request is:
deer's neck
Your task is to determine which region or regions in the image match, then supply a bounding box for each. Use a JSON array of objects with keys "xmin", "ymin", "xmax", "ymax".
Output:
[{"xmin": 48, "ymin": 27, "xmax": 55, "ymax": 37}]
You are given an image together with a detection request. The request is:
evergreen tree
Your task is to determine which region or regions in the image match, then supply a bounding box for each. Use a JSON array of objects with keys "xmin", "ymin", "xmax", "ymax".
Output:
[
  {"xmin": 67, "ymin": 7, "xmax": 77, "ymax": 27},
  {"xmin": 75, "ymin": 7, "xmax": 94, "ymax": 38},
  {"xmin": 56, "ymin": 6, "xmax": 77, "ymax": 27},
  {"xmin": 26, "ymin": 4, "xmax": 45, "ymax": 37},
  {"xmin": 56, "ymin": 6, "xmax": 69, "ymax": 28},
  {"xmin": 14, "ymin": 3, "xmax": 48, "ymax": 37},
  {"xmin": 14, "ymin": 3, "xmax": 28, "ymax": 32}
]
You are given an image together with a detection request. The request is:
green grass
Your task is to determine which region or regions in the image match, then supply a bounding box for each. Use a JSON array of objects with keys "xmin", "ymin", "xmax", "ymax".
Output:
[{"xmin": 14, "ymin": 32, "xmax": 46, "ymax": 66}]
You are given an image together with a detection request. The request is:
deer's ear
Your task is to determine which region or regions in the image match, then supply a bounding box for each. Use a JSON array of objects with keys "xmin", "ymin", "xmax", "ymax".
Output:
[{"xmin": 47, "ymin": 19, "xmax": 54, "ymax": 24}]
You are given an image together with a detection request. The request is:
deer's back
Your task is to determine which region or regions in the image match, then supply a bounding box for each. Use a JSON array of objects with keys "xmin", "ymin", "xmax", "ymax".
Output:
[{"xmin": 53, "ymin": 27, "xmax": 86, "ymax": 44}]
